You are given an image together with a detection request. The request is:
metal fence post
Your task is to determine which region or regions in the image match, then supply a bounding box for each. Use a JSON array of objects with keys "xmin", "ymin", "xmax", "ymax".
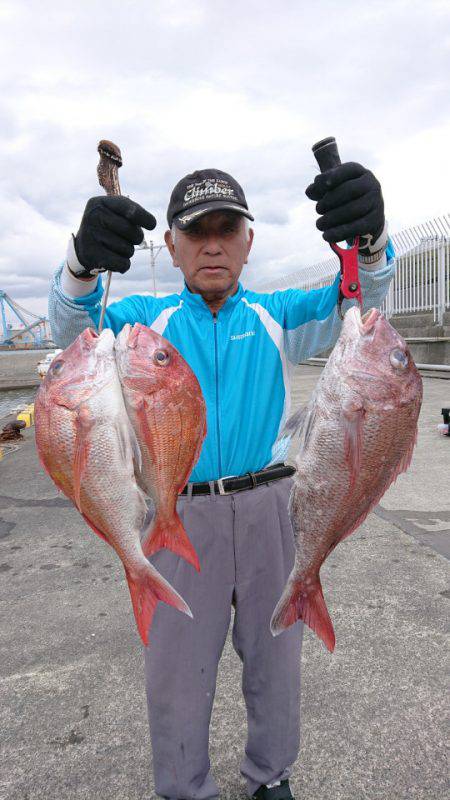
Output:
[
  {"xmin": 437, "ymin": 238, "xmax": 446, "ymax": 326},
  {"xmin": 386, "ymin": 281, "xmax": 393, "ymax": 319}
]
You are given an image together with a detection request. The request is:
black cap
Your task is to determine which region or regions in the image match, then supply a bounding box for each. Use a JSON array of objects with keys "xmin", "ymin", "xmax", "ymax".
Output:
[{"xmin": 167, "ymin": 168, "xmax": 254, "ymax": 229}]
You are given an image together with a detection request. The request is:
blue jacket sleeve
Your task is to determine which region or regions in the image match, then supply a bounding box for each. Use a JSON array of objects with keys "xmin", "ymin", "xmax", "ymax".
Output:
[{"xmin": 48, "ymin": 263, "xmax": 156, "ymax": 348}]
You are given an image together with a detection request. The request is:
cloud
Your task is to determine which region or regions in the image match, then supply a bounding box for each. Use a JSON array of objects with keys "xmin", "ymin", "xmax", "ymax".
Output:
[{"xmin": 0, "ymin": 0, "xmax": 449, "ymax": 320}]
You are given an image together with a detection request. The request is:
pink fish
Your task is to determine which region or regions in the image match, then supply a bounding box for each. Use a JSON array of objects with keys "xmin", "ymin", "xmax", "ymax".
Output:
[
  {"xmin": 34, "ymin": 328, "xmax": 192, "ymax": 645},
  {"xmin": 115, "ymin": 323, "xmax": 207, "ymax": 571},
  {"xmin": 271, "ymin": 307, "xmax": 423, "ymax": 651}
]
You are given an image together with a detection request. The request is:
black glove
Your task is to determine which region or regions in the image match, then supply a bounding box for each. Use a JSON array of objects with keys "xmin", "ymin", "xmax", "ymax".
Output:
[
  {"xmin": 72, "ymin": 196, "xmax": 156, "ymax": 277},
  {"xmin": 305, "ymin": 162, "xmax": 385, "ymax": 254}
]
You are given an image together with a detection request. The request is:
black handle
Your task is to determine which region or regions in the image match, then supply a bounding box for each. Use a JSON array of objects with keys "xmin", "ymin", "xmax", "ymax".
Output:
[{"xmin": 312, "ymin": 136, "xmax": 341, "ymax": 173}]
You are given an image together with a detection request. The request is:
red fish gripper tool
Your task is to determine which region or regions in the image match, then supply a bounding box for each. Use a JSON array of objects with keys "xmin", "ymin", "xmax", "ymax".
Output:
[
  {"xmin": 330, "ymin": 236, "xmax": 362, "ymax": 318},
  {"xmin": 312, "ymin": 137, "xmax": 363, "ymax": 318}
]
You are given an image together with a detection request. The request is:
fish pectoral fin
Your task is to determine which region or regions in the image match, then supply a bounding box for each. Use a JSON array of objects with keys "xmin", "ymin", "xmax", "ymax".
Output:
[
  {"xmin": 135, "ymin": 395, "xmax": 160, "ymax": 470},
  {"xmin": 280, "ymin": 404, "xmax": 310, "ymax": 436},
  {"xmin": 130, "ymin": 427, "xmax": 143, "ymax": 474},
  {"xmin": 116, "ymin": 411, "xmax": 143, "ymax": 474},
  {"xmin": 277, "ymin": 402, "xmax": 316, "ymax": 453},
  {"xmin": 392, "ymin": 424, "xmax": 419, "ymax": 481},
  {"xmin": 270, "ymin": 573, "xmax": 335, "ymax": 653},
  {"xmin": 73, "ymin": 404, "xmax": 94, "ymax": 513},
  {"xmin": 341, "ymin": 402, "xmax": 365, "ymax": 490}
]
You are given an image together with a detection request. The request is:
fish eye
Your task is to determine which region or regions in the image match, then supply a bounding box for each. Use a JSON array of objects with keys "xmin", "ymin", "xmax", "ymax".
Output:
[
  {"xmin": 50, "ymin": 359, "xmax": 64, "ymax": 375},
  {"xmin": 389, "ymin": 348, "xmax": 408, "ymax": 370},
  {"xmin": 154, "ymin": 349, "xmax": 170, "ymax": 366}
]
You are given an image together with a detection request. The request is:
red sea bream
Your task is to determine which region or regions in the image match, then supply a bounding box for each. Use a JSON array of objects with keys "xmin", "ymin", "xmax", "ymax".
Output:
[
  {"xmin": 115, "ymin": 323, "xmax": 207, "ymax": 571},
  {"xmin": 270, "ymin": 307, "xmax": 423, "ymax": 651}
]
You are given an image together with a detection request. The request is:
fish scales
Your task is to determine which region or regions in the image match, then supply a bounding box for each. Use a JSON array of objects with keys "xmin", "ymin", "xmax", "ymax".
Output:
[{"xmin": 271, "ymin": 306, "xmax": 422, "ymax": 651}]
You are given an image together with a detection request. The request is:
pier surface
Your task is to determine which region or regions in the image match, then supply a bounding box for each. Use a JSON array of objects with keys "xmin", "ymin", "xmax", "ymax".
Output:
[
  {"xmin": 0, "ymin": 365, "xmax": 448, "ymax": 800},
  {"xmin": 0, "ymin": 350, "xmax": 47, "ymax": 390}
]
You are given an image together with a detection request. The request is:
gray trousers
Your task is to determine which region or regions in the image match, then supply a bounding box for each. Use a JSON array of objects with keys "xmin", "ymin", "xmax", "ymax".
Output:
[{"xmin": 144, "ymin": 477, "xmax": 303, "ymax": 800}]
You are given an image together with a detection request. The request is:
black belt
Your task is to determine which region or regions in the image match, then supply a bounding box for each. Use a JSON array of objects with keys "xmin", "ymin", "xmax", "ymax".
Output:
[{"xmin": 180, "ymin": 463, "xmax": 296, "ymax": 497}]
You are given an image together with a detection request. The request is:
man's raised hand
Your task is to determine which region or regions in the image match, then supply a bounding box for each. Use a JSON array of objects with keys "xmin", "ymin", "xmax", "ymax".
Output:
[
  {"xmin": 74, "ymin": 196, "xmax": 156, "ymax": 275},
  {"xmin": 305, "ymin": 162, "xmax": 385, "ymax": 250}
]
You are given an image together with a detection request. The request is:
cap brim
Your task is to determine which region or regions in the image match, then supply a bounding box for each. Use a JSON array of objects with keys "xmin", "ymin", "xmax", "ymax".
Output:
[{"xmin": 173, "ymin": 202, "xmax": 254, "ymax": 229}]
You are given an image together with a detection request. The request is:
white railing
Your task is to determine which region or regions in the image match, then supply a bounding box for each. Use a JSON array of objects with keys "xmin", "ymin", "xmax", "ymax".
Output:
[
  {"xmin": 259, "ymin": 214, "xmax": 450, "ymax": 325},
  {"xmin": 385, "ymin": 216, "xmax": 450, "ymax": 324}
]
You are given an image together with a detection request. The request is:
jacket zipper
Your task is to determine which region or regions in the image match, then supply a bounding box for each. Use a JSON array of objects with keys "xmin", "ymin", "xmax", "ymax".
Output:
[{"xmin": 213, "ymin": 313, "xmax": 223, "ymax": 477}]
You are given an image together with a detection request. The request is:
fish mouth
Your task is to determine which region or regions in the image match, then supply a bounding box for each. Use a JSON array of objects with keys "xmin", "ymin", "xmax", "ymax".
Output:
[
  {"xmin": 79, "ymin": 326, "xmax": 114, "ymax": 346},
  {"xmin": 127, "ymin": 323, "xmax": 159, "ymax": 349},
  {"xmin": 79, "ymin": 326, "xmax": 100, "ymax": 356},
  {"xmin": 358, "ymin": 307, "xmax": 381, "ymax": 335},
  {"xmin": 126, "ymin": 323, "xmax": 165, "ymax": 351},
  {"xmin": 80, "ymin": 327, "xmax": 99, "ymax": 342}
]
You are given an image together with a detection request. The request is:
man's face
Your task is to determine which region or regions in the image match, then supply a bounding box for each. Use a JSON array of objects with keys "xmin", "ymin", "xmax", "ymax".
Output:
[{"xmin": 164, "ymin": 211, "xmax": 254, "ymax": 301}]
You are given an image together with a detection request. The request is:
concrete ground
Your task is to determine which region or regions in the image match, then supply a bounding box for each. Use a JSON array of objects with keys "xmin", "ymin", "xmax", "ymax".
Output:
[{"xmin": 0, "ymin": 365, "xmax": 448, "ymax": 800}]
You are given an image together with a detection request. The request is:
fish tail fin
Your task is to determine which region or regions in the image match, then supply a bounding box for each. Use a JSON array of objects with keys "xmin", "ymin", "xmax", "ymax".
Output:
[
  {"xmin": 142, "ymin": 510, "xmax": 200, "ymax": 572},
  {"xmin": 125, "ymin": 563, "xmax": 193, "ymax": 646},
  {"xmin": 270, "ymin": 574, "xmax": 335, "ymax": 652}
]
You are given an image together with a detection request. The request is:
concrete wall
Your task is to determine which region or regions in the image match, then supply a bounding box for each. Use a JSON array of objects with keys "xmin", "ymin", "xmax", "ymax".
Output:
[
  {"xmin": 390, "ymin": 311, "xmax": 450, "ymax": 365},
  {"xmin": 0, "ymin": 350, "xmax": 47, "ymax": 389}
]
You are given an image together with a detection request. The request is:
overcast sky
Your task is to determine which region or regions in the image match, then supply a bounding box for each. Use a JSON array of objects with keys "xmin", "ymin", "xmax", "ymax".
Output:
[{"xmin": 0, "ymin": 0, "xmax": 449, "ymax": 320}]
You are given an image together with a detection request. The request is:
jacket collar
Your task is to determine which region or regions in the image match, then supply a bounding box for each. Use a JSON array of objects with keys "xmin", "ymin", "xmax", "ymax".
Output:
[{"xmin": 180, "ymin": 282, "xmax": 245, "ymax": 318}]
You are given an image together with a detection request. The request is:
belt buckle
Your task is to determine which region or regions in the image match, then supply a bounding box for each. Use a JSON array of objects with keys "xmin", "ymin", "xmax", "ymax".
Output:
[{"xmin": 217, "ymin": 475, "xmax": 234, "ymax": 496}]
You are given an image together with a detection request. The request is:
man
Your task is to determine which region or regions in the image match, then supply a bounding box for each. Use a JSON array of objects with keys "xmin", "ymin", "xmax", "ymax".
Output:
[{"xmin": 49, "ymin": 162, "xmax": 394, "ymax": 800}]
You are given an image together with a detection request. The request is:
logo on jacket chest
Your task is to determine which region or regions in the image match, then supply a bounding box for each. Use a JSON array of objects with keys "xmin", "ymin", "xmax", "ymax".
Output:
[{"xmin": 230, "ymin": 330, "xmax": 256, "ymax": 341}]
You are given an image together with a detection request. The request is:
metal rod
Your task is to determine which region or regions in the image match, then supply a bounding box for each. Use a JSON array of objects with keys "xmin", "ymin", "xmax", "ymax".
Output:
[
  {"xmin": 98, "ymin": 271, "xmax": 112, "ymax": 333},
  {"xmin": 150, "ymin": 240, "xmax": 156, "ymax": 298}
]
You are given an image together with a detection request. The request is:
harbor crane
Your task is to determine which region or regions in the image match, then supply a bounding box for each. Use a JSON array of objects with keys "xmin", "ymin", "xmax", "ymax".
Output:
[{"xmin": 0, "ymin": 291, "xmax": 51, "ymax": 347}]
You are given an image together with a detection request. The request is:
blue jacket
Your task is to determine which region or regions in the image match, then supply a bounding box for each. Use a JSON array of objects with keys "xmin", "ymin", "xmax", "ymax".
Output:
[{"xmin": 49, "ymin": 242, "xmax": 395, "ymax": 482}]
